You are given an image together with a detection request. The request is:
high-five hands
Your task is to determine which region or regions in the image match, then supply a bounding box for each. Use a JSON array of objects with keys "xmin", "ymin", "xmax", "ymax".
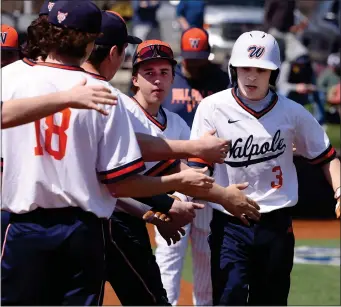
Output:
[{"xmin": 195, "ymin": 130, "xmax": 232, "ymax": 164}]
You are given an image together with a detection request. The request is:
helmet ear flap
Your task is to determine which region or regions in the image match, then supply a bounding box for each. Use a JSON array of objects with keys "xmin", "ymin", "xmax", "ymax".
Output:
[
  {"xmin": 229, "ymin": 64, "xmax": 238, "ymax": 86},
  {"xmin": 269, "ymin": 69, "xmax": 279, "ymax": 87}
]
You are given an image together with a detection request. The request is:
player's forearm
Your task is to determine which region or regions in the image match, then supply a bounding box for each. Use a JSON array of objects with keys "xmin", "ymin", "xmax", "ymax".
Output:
[
  {"xmin": 322, "ymin": 158, "xmax": 341, "ymax": 192},
  {"xmin": 178, "ymin": 162, "xmax": 220, "ymax": 203},
  {"xmin": 108, "ymin": 173, "xmax": 181, "ymax": 198},
  {"xmin": 179, "ymin": 162, "xmax": 233, "ymax": 209},
  {"xmin": 136, "ymin": 133, "xmax": 202, "ymax": 162},
  {"xmin": 115, "ymin": 198, "xmax": 150, "ymax": 219},
  {"xmin": 2, "ymin": 93, "xmax": 69, "ymax": 129}
]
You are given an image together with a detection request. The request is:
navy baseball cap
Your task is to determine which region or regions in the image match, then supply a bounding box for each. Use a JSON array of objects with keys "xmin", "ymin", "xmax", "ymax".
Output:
[
  {"xmin": 39, "ymin": 0, "xmax": 59, "ymax": 16},
  {"xmin": 181, "ymin": 27, "xmax": 211, "ymax": 59},
  {"xmin": 95, "ymin": 11, "xmax": 142, "ymax": 46},
  {"xmin": 48, "ymin": 1, "xmax": 102, "ymax": 34}
]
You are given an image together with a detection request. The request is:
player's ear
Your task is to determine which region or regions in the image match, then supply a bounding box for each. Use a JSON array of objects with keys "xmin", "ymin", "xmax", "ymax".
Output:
[
  {"xmin": 132, "ymin": 75, "xmax": 139, "ymax": 87},
  {"xmin": 109, "ymin": 45, "xmax": 118, "ymax": 63}
]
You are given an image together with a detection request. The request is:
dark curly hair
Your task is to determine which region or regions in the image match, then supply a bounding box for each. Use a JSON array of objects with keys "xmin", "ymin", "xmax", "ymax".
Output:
[
  {"xmin": 21, "ymin": 15, "xmax": 49, "ymax": 61},
  {"xmin": 39, "ymin": 23, "xmax": 100, "ymax": 59}
]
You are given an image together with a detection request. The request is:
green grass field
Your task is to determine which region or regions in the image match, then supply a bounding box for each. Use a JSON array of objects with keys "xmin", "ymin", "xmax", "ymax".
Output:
[
  {"xmin": 181, "ymin": 239, "xmax": 340, "ymax": 306},
  {"xmin": 327, "ymin": 124, "xmax": 341, "ymax": 149}
]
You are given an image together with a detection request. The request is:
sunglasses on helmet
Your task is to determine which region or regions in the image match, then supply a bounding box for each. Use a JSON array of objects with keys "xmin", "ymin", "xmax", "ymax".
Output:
[{"xmin": 136, "ymin": 44, "xmax": 174, "ymax": 62}]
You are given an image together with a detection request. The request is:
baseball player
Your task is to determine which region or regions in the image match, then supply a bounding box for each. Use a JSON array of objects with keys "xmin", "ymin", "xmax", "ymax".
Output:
[
  {"xmin": 1, "ymin": 2, "xmax": 213, "ymax": 305},
  {"xmin": 82, "ymin": 27, "xmax": 260, "ymax": 304},
  {"xmin": 189, "ymin": 30, "xmax": 341, "ymax": 306},
  {"xmin": 0, "ymin": 23, "xmax": 21, "ymax": 253},
  {"xmin": 155, "ymin": 27, "xmax": 230, "ymax": 306},
  {"xmin": 1, "ymin": 0, "xmax": 114, "ymax": 251},
  {"xmin": 1, "ymin": 24, "xmax": 20, "ymax": 68},
  {"xmin": 79, "ymin": 12, "xmax": 225, "ymax": 305},
  {"xmin": 162, "ymin": 27, "xmax": 230, "ymax": 128}
]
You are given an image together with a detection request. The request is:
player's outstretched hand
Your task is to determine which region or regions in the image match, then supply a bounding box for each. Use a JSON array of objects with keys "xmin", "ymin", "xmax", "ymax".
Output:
[
  {"xmin": 156, "ymin": 222, "xmax": 186, "ymax": 246},
  {"xmin": 196, "ymin": 129, "xmax": 231, "ymax": 164},
  {"xmin": 335, "ymin": 200, "xmax": 340, "ymax": 219},
  {"xmin": 65, "ymin": 78, "xmax": 118, "ymax": 115},
  {"xmin": 223, "ymin": 182, "xmax": 261, "ymax": 226},
  {"xmin": 168, "ymin": 199, "xmax": 204, "ymax": 227},
  {"xmin": 175, "ymin": 167, "xmax": 215, "ymax": 195}
]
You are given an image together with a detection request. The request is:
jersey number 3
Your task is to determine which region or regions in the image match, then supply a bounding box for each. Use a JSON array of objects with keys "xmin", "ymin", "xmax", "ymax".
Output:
[
  {"xmin": 271, "ymin": 166, "xmax": 283, "ymax": 189},
  {"xmin": 34, "ymin": 109, "xmax": 71, "ymax": 160}
]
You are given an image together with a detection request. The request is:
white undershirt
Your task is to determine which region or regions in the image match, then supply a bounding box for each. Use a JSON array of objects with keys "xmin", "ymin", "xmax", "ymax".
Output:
[{"xmin": 236, "ymin": 88, "xmax": 273, "ymax": 112}]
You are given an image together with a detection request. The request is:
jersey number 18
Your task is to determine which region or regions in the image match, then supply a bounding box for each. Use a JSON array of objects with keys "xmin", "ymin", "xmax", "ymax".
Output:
[{"xmin": 34, "ymin": 109, "xmax": 71, "ymax": 160}]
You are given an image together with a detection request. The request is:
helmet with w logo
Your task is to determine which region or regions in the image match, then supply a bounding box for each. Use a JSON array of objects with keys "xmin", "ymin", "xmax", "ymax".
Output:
[{"xmin": 229, "ymin": 31, "xmax": 281, "ymax": 86}]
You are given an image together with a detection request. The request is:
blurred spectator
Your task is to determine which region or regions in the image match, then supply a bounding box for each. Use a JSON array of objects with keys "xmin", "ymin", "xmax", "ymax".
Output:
[
  {"xmin": 125, "ymin": 1, "xmax": 160, "ymax": 67},
  {"xmin": 277, "ymin": 33, "xmax": 325, "ymax": 125},
  {"xmin": 1, "ymin": 24, "xmax": 20, "ymax": 68},
  {"xmin": 263, "ymin": 0, "xmax": 309, "ymax": 64},
  {"xmin": 108, "ymin": 1, "xmax": 134, "ymax": 22},
  {"xmin": 317, "ymin": 53, "xmax": 340, "ymax": 98},
  {"xmin": 327, "ymin": 0, "xmax": 340, "ymax": 28},
  {"xmin": 131, "ymin": 0, "xmax": 160, "ymax": 40},
  {"xmin": 176, "ymin": 0, "xmax": 206, "ymax": 31},
  {"xmin": 327, "ymin": 82, "xmax": 341, "ymax": 120},
  {"xmin": 263, "ymin": 0, "xmax": 295, "ymax": 33},
  {"xmin": 162, "ymin": 28, "xmax": 229, "ymax": 127}
]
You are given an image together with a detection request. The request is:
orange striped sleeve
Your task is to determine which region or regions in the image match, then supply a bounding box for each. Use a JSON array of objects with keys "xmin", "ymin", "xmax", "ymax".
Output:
[
  {"xmin": 307, "ymin": 145, "xmax": 336, "ymax": 166},
  {"xmin": 187, "ymin": 158, "xmax": 214, "ymax": 174},
  {"xmin": 98, "ymin": 158, "xmax": 145, "ymax": 184},
  {"xmin": 144, "ymin": 159, "xmax": 180, "ymax": 177}
]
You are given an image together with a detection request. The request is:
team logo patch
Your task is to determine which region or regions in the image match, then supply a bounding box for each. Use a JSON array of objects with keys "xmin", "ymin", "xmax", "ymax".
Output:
[
  {"xmin": 48, "ymin": 2, "xmax": 55, "ymax": 11},
  {"xmin": 0, "ymin": 32, "xmax": 8, "ymax": 44},
  {"xmin": 247, "ymin": 45, "xmax": 265, "ymax": 59},
  {"xmin": 57, "ymin": 11, "xmax": 68, "ymax": 24},
  {"xmin": 189, "ymin": 38, "xmax": 200, "ymax": 49}
]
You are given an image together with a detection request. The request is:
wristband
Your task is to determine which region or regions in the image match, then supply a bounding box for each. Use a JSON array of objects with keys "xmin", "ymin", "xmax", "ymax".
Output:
[
  {"xmin": 172, "ymin": 192, "xmax": 192, "ymax": 202},
  {"xmin": 334, "ymin": 187, "xmax": 340, "ymax": 200},
  {"xmin": 133, "ymin": 194, "xmax": 174, "ymax": 214}
]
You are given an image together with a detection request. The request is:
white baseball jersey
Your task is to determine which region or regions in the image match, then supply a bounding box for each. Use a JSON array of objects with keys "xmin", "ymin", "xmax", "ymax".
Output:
[
  {"xmin": 189, "ymin": 87, "xmax": 336, "ymax": 214},
  {"xmin": 114, "ymin": 94, "xmax": 190, "ymax": 213},
  {"xmin": 1, "ymin": 58, "xmax": 36, "ymax": 101},
  {"xmin": 1, "ymin": 62, "xmax": 145, "ymax": 218}
]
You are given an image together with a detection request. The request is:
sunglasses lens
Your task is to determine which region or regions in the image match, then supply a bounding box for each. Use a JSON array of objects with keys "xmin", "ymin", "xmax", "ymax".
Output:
[
  {"xmin": 159, "ymin": 45, "xmax": 173, "ymax": 58},
  {"xmin": 139, "ymin": 47, "xmax": 154, "ymax": 59}
]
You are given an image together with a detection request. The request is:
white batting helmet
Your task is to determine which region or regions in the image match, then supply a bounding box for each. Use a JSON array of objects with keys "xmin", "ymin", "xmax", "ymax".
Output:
[{"xmin": 229, "ymin": 31, "xmax": 281, "ymax": 86}]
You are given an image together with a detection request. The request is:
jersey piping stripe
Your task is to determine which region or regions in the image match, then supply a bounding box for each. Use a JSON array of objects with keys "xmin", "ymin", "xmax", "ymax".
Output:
[
  {"xmin": 144, "ymin": 159, "xmax": 180, "ymax": 176},
  {"xmin": 1, "ymin": 224, "xmax": 11, "ymax": 260},
  {"xmin": 34, "ymin": 61, "xmax": 85, "ymax": 72},
  {"xmin": 131, "ymin": 97, "xmax": 167, "ymax": 131},
  {"xmin": 22, "ymin": 57, "xmax": 36, "ymax": 66},
  {"xmin": 231, "ymin": 87, "xmax": 278, "ymax": 119},
  {"xmin": 98, "ymin": 158, "xmax": 145, "ymax": 184},
  {"xmin": 85, "ymin": 71, "xmax": 107, "ymax": 81},
  {"xmin": 1, "ymin": 157, "xmax": 3, "ymax": 174},
  {"xmin": 108, "ymin": 222, "xmax": 157, "ymax": 303},
  {"xmin": 307, "ymin": 145, "xmax": 336, "ymax": 165}
]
